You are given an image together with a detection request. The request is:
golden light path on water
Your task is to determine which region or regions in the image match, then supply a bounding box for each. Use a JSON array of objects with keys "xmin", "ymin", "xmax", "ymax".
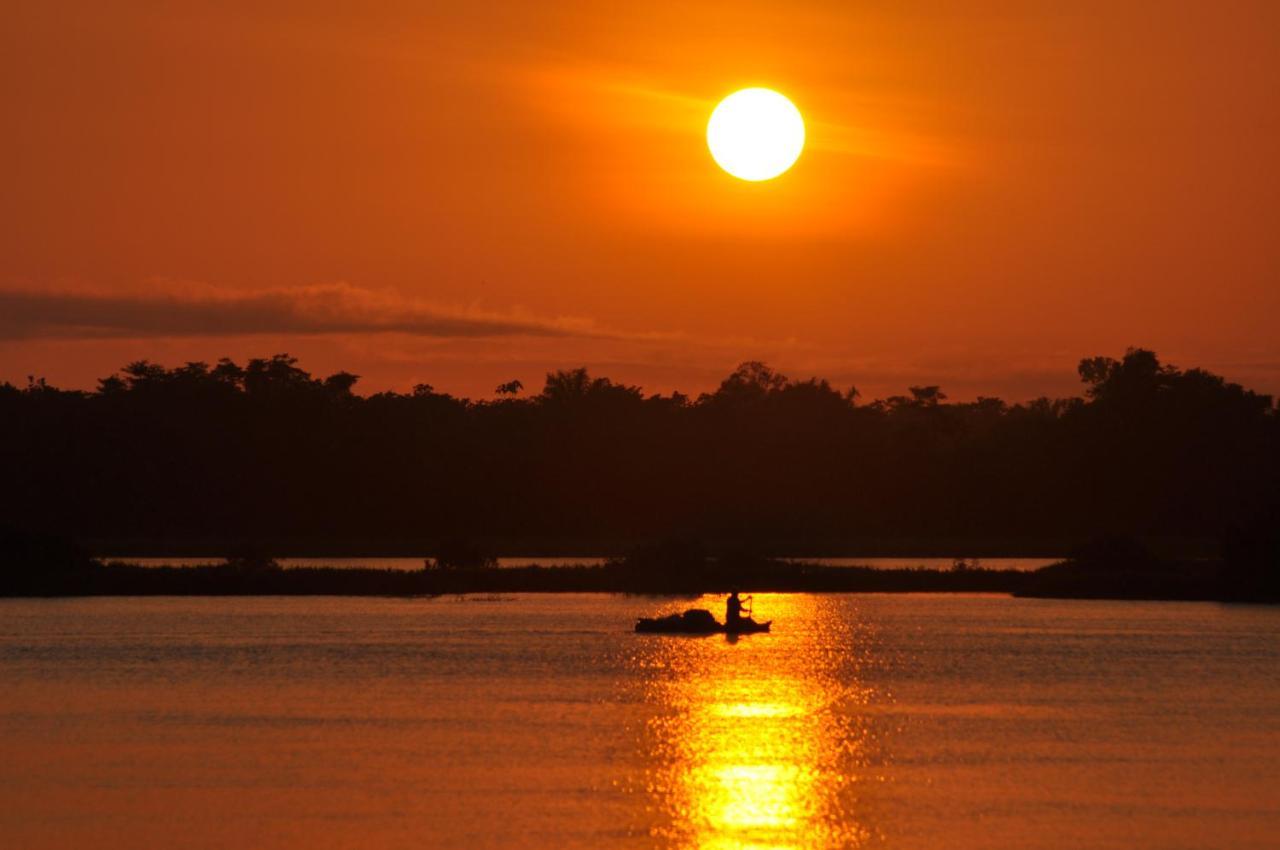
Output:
[{"xmin": 625, "ymin": 594, "xmax": 887, "ymax": 850}]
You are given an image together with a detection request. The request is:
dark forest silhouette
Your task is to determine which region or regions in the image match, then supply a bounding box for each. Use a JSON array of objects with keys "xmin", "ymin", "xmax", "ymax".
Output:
[{"xmin": 1, "ymin": 348, "xmax": 1276, "ymax": 565}]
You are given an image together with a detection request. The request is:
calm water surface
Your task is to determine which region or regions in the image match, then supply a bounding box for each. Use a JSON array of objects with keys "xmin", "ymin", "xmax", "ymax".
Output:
[{"xmin": 1, "ymin": 594, "xmax": 1277, "ymax": 849}]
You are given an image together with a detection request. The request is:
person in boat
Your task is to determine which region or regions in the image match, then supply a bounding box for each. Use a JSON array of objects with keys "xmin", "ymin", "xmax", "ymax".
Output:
[{"xmin": 725, "ymin": 591, "xmax": 750, "ymax": 629}]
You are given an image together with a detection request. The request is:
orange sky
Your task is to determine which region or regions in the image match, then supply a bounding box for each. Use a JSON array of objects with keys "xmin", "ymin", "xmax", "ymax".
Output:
[{"xmin": 3, "ymin": 1, "xmax": 1278, "ymax": 401}]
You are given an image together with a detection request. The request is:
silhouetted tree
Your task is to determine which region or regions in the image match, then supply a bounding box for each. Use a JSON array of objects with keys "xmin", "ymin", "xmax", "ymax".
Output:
[
  {"xmin": 324, "ymin": 372, "xmax": 360, "ymax": 395},
  {"xmin": 0, "ymin": 349, "xmax": 1273, "ymax": 554},
  {"xmin": 495, "ymin": 379, "xmax": 523, "ymax": 396},
  {"xmin": 706, "ymin": 361, "xmax": 789, "ymax": 406}
]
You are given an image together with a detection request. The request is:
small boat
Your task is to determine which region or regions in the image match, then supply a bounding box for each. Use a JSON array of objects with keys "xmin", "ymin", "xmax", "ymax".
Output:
[{"xmin": 634, "ymin": 608, "xmax": 772, "ymax": 635}]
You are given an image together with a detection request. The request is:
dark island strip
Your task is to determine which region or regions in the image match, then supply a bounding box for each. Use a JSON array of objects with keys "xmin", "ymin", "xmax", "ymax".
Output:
[{"xmin": 3, "ymin": 536, "xmax": 1275, "ymax": 603}]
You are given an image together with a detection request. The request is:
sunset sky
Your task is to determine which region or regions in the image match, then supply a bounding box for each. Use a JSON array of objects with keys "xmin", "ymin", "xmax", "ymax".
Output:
[{"xmin": 4, "ymin": 1, "xmax": 1278, "ymax": 401}]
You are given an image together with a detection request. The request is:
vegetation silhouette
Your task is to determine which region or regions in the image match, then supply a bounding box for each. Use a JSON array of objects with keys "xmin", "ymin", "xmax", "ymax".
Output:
[
  {"xmin": 427, "ymin": 538, "xmax": 498, "ymax": 571},
  {"xmin": 0, "ymin": 542, "xmax": 1029, "ymax": 598},
  {"xmin": 0, "ymin": 349, "xmax": 1275, "ymax": 597},
  {"xmin": 0, "ymin": 529, "xmax": 1272, "ymax": 602},
  {"xmin": 1220, "ymin": 507, "xmax": 1280, "ymax": 601},
  {"xmin": 1014, "ymin": 535, "xmax": 1223, "ymax": 601}
]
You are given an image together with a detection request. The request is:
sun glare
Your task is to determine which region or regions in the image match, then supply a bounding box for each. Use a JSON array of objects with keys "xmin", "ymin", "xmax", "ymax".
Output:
[{"xmin": 706, "ymin": 88, "xmax": 805, "ymax": 181}]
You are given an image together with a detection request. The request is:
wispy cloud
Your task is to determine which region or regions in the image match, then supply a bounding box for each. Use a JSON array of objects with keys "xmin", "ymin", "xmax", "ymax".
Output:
[{"xmin": 0, "ymin": 283, "xmax": 610, "ymax": 341}]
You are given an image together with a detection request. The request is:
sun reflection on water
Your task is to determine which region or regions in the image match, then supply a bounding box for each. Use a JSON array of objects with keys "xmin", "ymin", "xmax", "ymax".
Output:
[{"xmin": 628, "ymin": 594, "xmax": 883, "ymax": 850}]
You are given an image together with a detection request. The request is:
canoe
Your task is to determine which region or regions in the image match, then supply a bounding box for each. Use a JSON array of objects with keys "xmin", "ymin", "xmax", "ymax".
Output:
[{"xmin": 635, "ymin": 608, "xmax": 772, "ymax": 635}]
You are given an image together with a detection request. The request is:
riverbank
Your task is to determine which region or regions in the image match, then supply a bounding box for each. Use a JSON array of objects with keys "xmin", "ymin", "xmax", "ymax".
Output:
[
  {"xmin": 2, "ymin": 555, "xmax": 1274, "ymax": 603},
  {"xmin": 3, "ymin": 560, "xmax": 1026, "ymax": 597}
]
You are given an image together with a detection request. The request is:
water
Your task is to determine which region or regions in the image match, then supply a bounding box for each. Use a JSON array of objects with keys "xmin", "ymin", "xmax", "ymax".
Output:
[
  {"xmin": 120, "ymin": 556, "xmax": 1058, "ymax": 571},
  {"xmin": 1, "ymin": 594, "xmax": 1277, "ymax": 849}
]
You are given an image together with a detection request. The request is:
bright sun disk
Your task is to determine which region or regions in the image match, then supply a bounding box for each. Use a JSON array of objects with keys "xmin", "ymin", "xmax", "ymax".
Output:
[{"xmin": 706, "ymin": 88, "xmax": 805, "ymax": 181}]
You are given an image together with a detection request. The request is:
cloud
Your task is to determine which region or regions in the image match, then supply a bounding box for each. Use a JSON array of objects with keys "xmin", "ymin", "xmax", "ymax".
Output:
[{"xmin": 0, "ymin": 283, "xmax": 606, "ymax": 341}]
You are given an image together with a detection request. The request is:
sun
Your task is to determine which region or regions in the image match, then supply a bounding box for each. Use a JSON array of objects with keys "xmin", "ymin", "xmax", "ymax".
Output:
[{"xmin": 706, "ymin": 88, "xmax": 805, "ymax": 182}]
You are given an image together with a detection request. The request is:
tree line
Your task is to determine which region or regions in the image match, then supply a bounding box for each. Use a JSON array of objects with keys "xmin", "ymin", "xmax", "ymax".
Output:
[{"xmin": 2, "ymin": 348, "xmax": 1276, "ymax": 555}]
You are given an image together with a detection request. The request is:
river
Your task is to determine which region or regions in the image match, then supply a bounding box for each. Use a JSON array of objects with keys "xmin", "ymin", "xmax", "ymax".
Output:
[{"xmin": 1, "ymin": 594, "xmax": 1276, "ymax": 849}]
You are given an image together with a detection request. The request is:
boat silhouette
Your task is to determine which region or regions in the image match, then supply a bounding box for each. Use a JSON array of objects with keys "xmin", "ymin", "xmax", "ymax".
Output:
[{"xmin": 634, "ymin": 608, "xmax": 772, "ymax": 635}]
